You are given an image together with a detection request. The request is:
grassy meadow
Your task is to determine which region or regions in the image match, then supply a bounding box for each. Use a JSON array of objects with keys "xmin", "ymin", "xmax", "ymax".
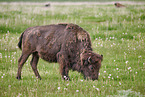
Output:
[
  {"xmin": 0, "ymin": 2, "xmax": 145, "ymax": 97},
  {"xmin": 1, "ymin": 0, "xmax": 145, "ymax": 2}
]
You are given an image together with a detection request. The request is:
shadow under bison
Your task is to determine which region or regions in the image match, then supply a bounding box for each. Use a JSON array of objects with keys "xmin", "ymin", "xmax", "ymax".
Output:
[{"xmin": 16, "ymin": 23, "xmax": 103, "ymax": 81}]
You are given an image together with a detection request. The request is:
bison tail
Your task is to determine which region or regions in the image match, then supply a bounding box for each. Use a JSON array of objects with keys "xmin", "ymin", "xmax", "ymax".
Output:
[{"xmin": 18, "ymin": 32, "xmax": 24, "ymax": 49}]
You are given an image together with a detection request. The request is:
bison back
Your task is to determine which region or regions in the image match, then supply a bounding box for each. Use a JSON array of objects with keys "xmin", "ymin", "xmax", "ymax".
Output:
[{"xmin": 21, "ymin": 23, "xmax": 92, "ymax": 62}]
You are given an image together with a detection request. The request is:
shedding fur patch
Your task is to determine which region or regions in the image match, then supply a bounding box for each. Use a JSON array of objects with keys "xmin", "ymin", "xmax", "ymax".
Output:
[
  {"xmin": 64, "ymin": 23, "xmax": 89, "ymax": 41},
  {"xmin": 77, "ymin": 31, "xmax": 88, "ymax": 41}
]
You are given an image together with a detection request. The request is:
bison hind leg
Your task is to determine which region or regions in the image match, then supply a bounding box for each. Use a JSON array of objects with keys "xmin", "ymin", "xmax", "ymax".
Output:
[
  {"xmin": 16, "ymin": 53, "xmax": 31, "ymax": 80},
  {"xmin": 30, "ymin": 52, "xmax": 41, "ymax": 80}
]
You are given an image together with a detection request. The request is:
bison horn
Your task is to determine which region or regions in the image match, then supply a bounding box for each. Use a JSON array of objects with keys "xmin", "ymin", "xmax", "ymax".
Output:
[{"xmin": 88, "ymin": 56, "xmax": 91, "ymax": 63}]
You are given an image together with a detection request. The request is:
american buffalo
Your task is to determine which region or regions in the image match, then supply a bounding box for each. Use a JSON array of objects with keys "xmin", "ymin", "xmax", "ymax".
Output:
[
  {"xmin": 45, "ymin": 3, "xmax": 50, "ymax": 7},
  {"xmin": 114, "ymin": 3, "xmax": 126, "ymax": 8},
  {"xmin": 16, "ymin": 23, "xmax": 103, "ymax": 81}
]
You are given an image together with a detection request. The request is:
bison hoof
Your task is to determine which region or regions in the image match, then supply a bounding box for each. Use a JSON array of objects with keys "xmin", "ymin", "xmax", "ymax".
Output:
[
  {"xmin": 62, "ymin": 76, "xmax": 70, "ymax": 81},
  {"xmin": 16, "ymin": 76, "xmax": 21, "ymax": 80},
  {"xmin": 36, "ymin": 76, "xmax": 42, "ymax": 80}
]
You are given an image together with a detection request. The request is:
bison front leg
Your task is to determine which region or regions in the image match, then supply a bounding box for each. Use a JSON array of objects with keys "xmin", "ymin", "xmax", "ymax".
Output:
[
  {"xmin": 60, "ymin": 65, "xmax": 70, "ymax": 81},
  {"xmin": 57, "ymin": 53, "xmax": 70, "ymax": 81},
  {"xmin": 30, "ymin": 52, "xmax": 41, "ymax": 80}
]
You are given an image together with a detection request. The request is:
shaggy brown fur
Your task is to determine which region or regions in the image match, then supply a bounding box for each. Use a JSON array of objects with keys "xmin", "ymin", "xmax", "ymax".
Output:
[{"xmin": 16, "ymin": 23, "xmax": 103, "ymax": 81}]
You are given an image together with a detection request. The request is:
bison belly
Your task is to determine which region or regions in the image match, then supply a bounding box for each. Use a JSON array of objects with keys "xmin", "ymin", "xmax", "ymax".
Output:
[{"xmin": 37, "ymin": 42, "xmax": 61, "ymax": 62}]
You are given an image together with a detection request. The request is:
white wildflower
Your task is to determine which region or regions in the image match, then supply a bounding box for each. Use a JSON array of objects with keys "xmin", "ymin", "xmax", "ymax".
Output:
[
  {"xmin": 57, "ymin": 87, "xmax": 60, "ymax": 90},
  {"xmin": 128, "ymin": 67, "xmax": 131, "ymax": 70},
  {"xmin": 64, "ymin": 88, "xmax": 67, "ymax": 90},
  {"xmin": 45, "ymin": 71, "xmax": 48, "ymax": 74},
  {"xmin": 17, "ymin": 93, "xmax": 22, "ymax": 97},
  {"xmin": 76, "ymin": 90, "xmax": 79, "ymax": 92},
  {"xmin": 96, "ymin": 88, "xmax": 99, "ymax": 91},
  {"xmin": 119, "ymin": 82, "xmax": 121, "ymax": 85},
  {"xmin": 64, "ymin": 76, "xmax": 66, "ymax": 78},
  {"xmin": 125, "ymin": 61, "xmax": 128, "ymax": 64},
  {"xmin": 138, "ymin": 56, "xmax": 142, "ymax": 58},
  {"xmin": 136, "ymin": 72, "xmax": 137, "ymax": 74},
  {"xmin": 80, "ymin": 79, "xmax": 83, "ymax": 82}
]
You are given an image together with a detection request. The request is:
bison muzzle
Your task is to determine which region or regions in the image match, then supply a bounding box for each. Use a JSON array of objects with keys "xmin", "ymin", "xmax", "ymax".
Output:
[{"xmin": 16, "ymin": 23, "xmax": 103, "ymax": 81}]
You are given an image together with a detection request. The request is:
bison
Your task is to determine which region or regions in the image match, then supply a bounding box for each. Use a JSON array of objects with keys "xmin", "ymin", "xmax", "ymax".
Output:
[
  {"xmin": 114, "ymin": 3, "xmax": 126, "ymax": 8},
  {"xmin": 16, "ymin": 23, "xmax": 103, "ymax": 81}
]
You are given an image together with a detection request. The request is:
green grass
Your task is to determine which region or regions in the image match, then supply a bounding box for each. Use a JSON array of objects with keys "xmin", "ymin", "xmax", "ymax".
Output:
[
  {"xmin": 0, "ymin": 0, "xmax": 145, "ymax": 2},
  {"xmin": 0, "ymin": 2, "xmax": 145, "ymax": 97}
]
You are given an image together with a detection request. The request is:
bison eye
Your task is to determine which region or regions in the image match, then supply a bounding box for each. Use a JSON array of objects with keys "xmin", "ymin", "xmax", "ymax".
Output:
[
  {"xmin": 91, "ymin": 67, "xmax": 93, "ymax": 70},
  {"xmin": 89, "ymin": 65, "xmax": 93, "ymax": 70},
  {"xmin": 96, "ymin": 61, "xmax": 98, "ymax": 63}
]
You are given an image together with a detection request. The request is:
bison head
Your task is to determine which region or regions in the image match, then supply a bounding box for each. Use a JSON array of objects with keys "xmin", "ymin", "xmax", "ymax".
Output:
[{"xmin": 80, "ymin": 50, "xmax": 103, "ymax": 80}]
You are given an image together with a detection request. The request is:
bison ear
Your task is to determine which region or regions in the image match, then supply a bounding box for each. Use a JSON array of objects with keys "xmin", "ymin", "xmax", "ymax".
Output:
[{"xmin": 88, "ymin": 56, "xmax": 92, "ymax": 63}]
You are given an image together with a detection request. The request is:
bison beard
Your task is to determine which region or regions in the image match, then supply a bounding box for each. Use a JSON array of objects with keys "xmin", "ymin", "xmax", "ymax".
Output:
[{"xmin": 16, "ymin": 23, "xmax": 103, "ymax": 81}]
